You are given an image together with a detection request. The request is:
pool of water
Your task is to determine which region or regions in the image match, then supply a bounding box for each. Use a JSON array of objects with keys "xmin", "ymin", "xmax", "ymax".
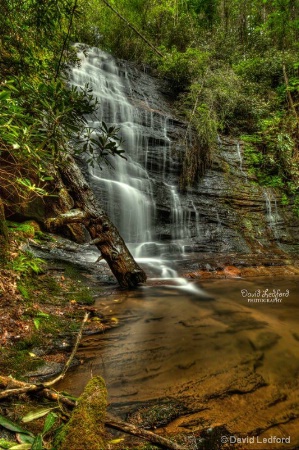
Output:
[{"xmin": 58, "ymin": 276, "xmax": 299, "ymax": 449}]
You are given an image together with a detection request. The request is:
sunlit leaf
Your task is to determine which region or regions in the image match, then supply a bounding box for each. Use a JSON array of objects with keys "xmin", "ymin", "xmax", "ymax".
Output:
[
  {"xmin": 0, "ymin": 438, "xmax": 16, "ymax": 449},
  {"xmin": 22, "ymin": 407, "xmax": 56, "ymax": 423},
  {"xmin": 33, "ymin": 318, "xmax": 40, "ymax": 330},
  {"xmin": 16, "ymin": 434, "xmax": 34, "ymax": 445},
  {"xmin": 8, "ymin": 444, "xmax": 32, "ymax": 450},
  {"xmin": 108, "ymin": 438, "xmax": 125, "ymax": 444}
]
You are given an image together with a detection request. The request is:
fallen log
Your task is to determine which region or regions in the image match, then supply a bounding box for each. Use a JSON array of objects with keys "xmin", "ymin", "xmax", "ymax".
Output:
[
  {"xmin": 45, "ymin": 154, "xmax": 147, "ymax": 288},
  {"xmin": 106, "ymin": 414, "xmax": 187, "ymax": 450}
]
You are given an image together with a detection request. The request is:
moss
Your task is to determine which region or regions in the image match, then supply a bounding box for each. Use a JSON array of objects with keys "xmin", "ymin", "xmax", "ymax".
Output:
[
  {"xmin": 242, "ymin": 218, "xmax": 253, "ymax": 232},
  {"xmin": 7, "ymin": 220, "xmax": 40, "ymax": 239},
  {"xmin": 72, "ymin": 286, "xmax": 94, "ymax": 305},
  {"xmin": 281, "ymin": 193, "xmax": 289, "ymax": 206},
  {"xmin": 222, "ymin": 160, "xmax": 231, "ymax": 175},
  {"xmin": 56, "ymin": 376, "xmax": 107, "ymax": 450},
  {"xmin": 0, "ymin": 347, "xmax": 44, "ymax": 376}
]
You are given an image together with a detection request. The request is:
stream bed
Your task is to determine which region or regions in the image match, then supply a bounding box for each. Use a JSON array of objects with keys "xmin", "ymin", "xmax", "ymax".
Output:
[{"xmin": 57, "ymin": 274, "xmax": 299, "ymax": 449}]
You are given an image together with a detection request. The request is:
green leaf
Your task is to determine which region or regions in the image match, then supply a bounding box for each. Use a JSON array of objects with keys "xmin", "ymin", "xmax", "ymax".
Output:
[
  {"xmin": 31, "ymin": 434, "xmax": 43, "ymax": 450},
  {"xmin": 61, "ymin": 392, "xmax": 78, "ymax": 402},
  {"xmin": 15, "ymin": 434, "xmax": 34, "ymax": 445},
  {"xmin": 0, "ymin": 91, "xmax": 11, "ymax": 101},
  {"xmin": 108, "ymin": 438, "xmax": 125, "ymax": 444},
  {"xmin": 22, "ymin": 407, "xmax": 55, "ymax": 423},
  {"xmin": 35, "ymin": 312, "xmax": 49, "ymax": 319},
  {"xmin": 33, "ymin": 318, "xmax": 40, "ymax": 330},
  {"xmin": 42, "ymin": 412, "xmax": 57, "ymax": 434},
  {"xmin": 0, "ymin": 415, "xmax": 33, "ymax": 436},
  {"xmin": 9, "ymin": 445, "xmax": 32, "ymax": 450},
  {"xmin": 0, "ymin": 438, "xmax": 16, "ymax": 449}
]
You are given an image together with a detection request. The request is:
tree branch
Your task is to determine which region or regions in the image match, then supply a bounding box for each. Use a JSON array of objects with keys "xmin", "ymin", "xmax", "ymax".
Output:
[
  {"xmin": 106, "ymin": 413, "xmax": 187, "ymax": 450},
  {"xmin": 45, "ymin": 209, "xmax": 90, "ymax": 230},
  {"xmin": 100, "ymin": 0, "xmax": 164, "ymax": 58},
  {"xmin": 44, "ymin": 312, "xmax": 90, "ymax": 387}
]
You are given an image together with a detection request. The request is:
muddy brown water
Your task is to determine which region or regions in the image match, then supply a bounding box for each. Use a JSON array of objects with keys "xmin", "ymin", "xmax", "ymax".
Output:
[{"xmin": 58, "ymin": 276, "xmax": 299, "ymax": 449}]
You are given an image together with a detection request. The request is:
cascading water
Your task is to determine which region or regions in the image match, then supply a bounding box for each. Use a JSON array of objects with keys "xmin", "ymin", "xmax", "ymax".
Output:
[
  {"xmin": 71, "ymin": 48, "xmax": 155, "ymax": 244},
  {"xmin": 69, "ymin": 45, "xmax": 298, "ymax": 275},
  {"xmin": 71, "ymin": 46, "xmax": 194, "ymax": 284},
  {"xmin": 263, "ymin": 188, "xmax": 280, "ymax": 240}
]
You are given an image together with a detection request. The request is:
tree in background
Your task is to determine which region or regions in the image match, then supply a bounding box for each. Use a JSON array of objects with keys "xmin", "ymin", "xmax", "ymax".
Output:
[
  {"xmin": 0, "ymin": 0, "xmax": 124, "ymax": 221},
  {"xmin": 78, "ymin": 0, "xmax": 298, "ymax": 206},
  {"xmin": 0, "ymin": 0, "xmax": 298, "ymax": 213}
]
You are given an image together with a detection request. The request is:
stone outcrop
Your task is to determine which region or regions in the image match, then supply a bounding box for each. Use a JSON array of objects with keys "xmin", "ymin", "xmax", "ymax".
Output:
[{"xmin": 82, "ymin": 49, "xmax": 299, "ymax": 258}]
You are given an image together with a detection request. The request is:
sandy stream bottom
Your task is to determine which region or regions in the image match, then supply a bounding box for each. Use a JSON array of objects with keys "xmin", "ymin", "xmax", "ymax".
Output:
[{"xmin": 58, "ymin": 276, "xmax": 299, "ymax": 449}]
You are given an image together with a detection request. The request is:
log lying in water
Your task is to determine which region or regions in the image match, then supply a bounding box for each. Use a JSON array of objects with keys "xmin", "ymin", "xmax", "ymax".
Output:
[{"xmin": 45, "ymin": 155, "xmax": 147, "ymax": 288}]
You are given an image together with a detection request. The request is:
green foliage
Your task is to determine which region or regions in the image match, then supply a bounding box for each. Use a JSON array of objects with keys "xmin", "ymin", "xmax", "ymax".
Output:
[
  {"xmin": 0, "ymin": 410, "xmax": 58, "ymax": 450},
  {"xmin": 0, "ymin": 0, "xmax": 80, "ymax": 78},
  {"xmin": 10, "ymin": 251, "xmax": 45, "ymax": 276},
  {"xmin": 0, "ymin": 414, "xmax": 34, "ymax": 435},
  {"xmin": 0, "ymin": 76, "xmax": 124, "ymax": 215},
  {"xmin": 0, "ymin": 0, "xmax": 126, "ymax": 225},
  {"xmin": 1, "ymin": 0, "xmax": 299, "ymax": 211},
  {"xmin": 242, "ymin": 109, "xmax": 299, "ymax": 215},
  {"xmin": 74, "ymin": 120, "xmax": 125, "ymax": 168},
  {"xmin": 156, "ymin": 47, "xmax": 209, "ymax": 89},
  {"xmin": 281, "ymin": 193, "xmax": 289, "ymax": 205},
  {"xmin": 180, "ymin": 101, "xmax": 217, "ymax": 188},
  {"xmin": 179, "ymin": 64, "xmax": 255, "ymax": 187}
]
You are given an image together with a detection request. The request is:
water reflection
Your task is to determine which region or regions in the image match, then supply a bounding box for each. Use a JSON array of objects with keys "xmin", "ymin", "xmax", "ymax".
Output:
[{"xmin": 58, "ymin": 276, "xmax": 299, "ymax": 448}]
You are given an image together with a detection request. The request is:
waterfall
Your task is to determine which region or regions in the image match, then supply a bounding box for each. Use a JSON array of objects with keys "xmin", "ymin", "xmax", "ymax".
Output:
[
  {"xmin": 236, "ymin": 141, "xmax": 242, "ymax": 171},
  {"xmin": 236, "ymin": 141, "xmax": 247, "ymax": 179},
  {"xmin": 71, "ymin": 47, "xmax": 154, "ymax": 244},
  {"xmin": 71, "ymin": 46, "xmax": 190, "ymax": 257},
  {"xmin": 69, "ymin": 45, "xmax": 296, "ymax": 264},
  {"xmin": 263, "ymin": 189, "xmax": 280, "ymax": 240}
]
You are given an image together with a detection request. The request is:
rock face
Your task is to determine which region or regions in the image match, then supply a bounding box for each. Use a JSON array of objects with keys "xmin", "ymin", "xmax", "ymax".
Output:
[{"xmin": 71, "ymin": 46, "xmax": 299, "ymax": 258}]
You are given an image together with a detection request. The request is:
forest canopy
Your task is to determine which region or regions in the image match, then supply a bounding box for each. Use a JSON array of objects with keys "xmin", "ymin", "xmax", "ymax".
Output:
[{"xmin": 0, "ymin": 0, "xmax": 298, "ymax": 215}]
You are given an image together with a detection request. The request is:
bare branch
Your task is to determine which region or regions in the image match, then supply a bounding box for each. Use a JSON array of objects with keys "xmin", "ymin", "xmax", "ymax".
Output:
[
  {"xmin": 100, "ymin": 0, "xmax": 164, "ymax": 58},
  {"xmin": 44, "ymin": 312, "xmax": 90, "ymax": 387}
]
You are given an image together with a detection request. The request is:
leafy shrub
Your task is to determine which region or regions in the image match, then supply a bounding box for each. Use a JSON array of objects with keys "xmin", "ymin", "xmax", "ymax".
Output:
[
  {"xmin": 10, "ymin": 251, "xmax": 45, "ymax": 276},
  {"xmin": 156, "ymin": 47, "xmax": 210, "ymax": 89}
]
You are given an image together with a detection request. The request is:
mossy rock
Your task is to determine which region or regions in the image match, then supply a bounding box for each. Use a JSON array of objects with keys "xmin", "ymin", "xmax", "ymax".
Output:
[{"xmin": 56, "ymin": 376, "xmax": 107, "ymax": 450}]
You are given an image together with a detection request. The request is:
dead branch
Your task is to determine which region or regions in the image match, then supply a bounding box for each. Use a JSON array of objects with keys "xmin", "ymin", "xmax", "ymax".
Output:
[
  {"xmin": 0, "ymin": 376, "xmax": 76, "ymax": 407},
  {"xmin": 45, "ymin": 209, "xmax": 90, "ymax": 229},
  {"xmin": 44, "ymin": 312, "xmax": 90, "ymax": 387},
  {"xmin": 0, "ymin": 311, "xmax": 89, "ymax": 398},
  {"xmin": 0, "ymin": 382, "xmax": 44, "ymax": 399},
  {"xmin": 100, "ymin": 0, "xmax": 164, "ymax": 58},
  {"xmin": 106, "ymin": 413, "xmax": 187, "ymax": 450}
]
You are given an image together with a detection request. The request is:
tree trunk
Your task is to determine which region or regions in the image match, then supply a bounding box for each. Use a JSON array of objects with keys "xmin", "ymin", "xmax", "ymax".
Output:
[
  {"xmin": 0, "ymin": 198, "xmax": 9, "ymax": 263},
  {"xmin": 45, "ymin": 155, "xmax": 147, "ymax": 288},
  {"xmin": 0, "ymin": 198, "xmax": 8, "ymax": 240}
]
